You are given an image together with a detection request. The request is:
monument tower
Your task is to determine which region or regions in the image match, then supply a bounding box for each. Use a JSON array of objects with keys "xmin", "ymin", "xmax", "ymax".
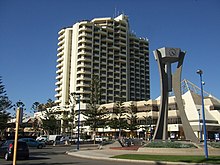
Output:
[{"xmin": 153, "ymin": 47, "xmax": 199, "ymax": 143}]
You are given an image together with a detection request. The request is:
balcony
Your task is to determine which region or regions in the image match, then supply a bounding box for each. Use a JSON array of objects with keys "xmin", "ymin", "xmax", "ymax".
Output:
[
  {"xmin": 102, "ymin": 37, "xmax": 113, "ymax": 43},
  {"xmin": 77, "ymin": 50, "xmax": 92, "ymax": 56},
  {"xmin": 94, "ymin": 46, "xmax": 100, "ymax": 51},
  {"xmin": 78, "ymin": 44, "xmax": 87, "ymax": 50},
  {"xmin": 56, "ymin": 74, "xmax": 63, "ymax": 80},
  {"xmin": 121, "ymin": 76, "xmax": 126, "ymax": 81},
  {"xmin": 113, "ymin": 45, "xmax": 120, "ymax": 50},
  {"xmin": 94, "ymin": 34, "xmax": 100, "ymax": 39},
  {"xmin": 76, "ymin": 82, "xmax": 90, "ymax": 87},
  {"xmin": 77, "ymin": 57, "xmax": 92, "ymax": 63},
  {"xmin": 78, "ymin": 37, "xmax": 92, "ymax": 44},
  {"xmin": 101, "ymin": 48, "xmax": 107, "ymax": 53},
  {"xmin": 105, "ymin": 26, "xmax": 114, "ymax": 32},
  {"xmin": 98, "ymin": 30, "xmax": 106, "ymax": 35},
  {"xmin": 55, "ymin": 93, "xmax": 62, "ymax": 98},
  {"xmin": 58, "ymin": 29, "xmax": 65, "ymax": 35},
  {"xmin": 57, "ymin": 51, "xmax": 64, "ymax": 57},
  {"xmin": 79, "ymin": 26, "xmax": 92, "ymax": 32},
  {"xmin": 56, "ymin": 68, "xmax": 63, "ymax": 74},
  {"xmin": 107, "ymin": 92, "xmax": 113, "ymax": 96},
  {"xmin": 76, "ymin": 76, "xmax": 91, "ymax": 81},
  {"xmin": 78, "ymin": 32, "xmax": 93, "ymax": 38},
  {"xmin": 56, "ymin": 57, "xmax": 64, "ymax": 63},
  {"xmin": 57, "ymin": 45, "xmax": 64, "ymax": 52},
  {"xmin": 55, "ymin": 81, "xmax": 62, "ymax": 86},
  {"xmin": 77, "ymin": 69, "xmax": 92, "ymax": 75},
  {"xmin": 58, "ymin": 34, "xmax": 65, "ymax": 41},
  {"xmin": 55, "ymin": 99, "xmax": 61, "ymax": 104},
  {"xmin": 56, "ymin": 62, "xmax": 63, "ymax": 68},
  {"xmin": 55, "ymin": 87, "xmax": 62, "ymax": 92},
  {"xmin": 58, "ymin": 40, "xmax": 64, "ymax": 46}
]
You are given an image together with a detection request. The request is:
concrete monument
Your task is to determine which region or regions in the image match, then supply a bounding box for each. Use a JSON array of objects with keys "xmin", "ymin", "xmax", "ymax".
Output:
[{"xmin": 153, "ymin": 47, "xmax": 199, "ymax": 143}]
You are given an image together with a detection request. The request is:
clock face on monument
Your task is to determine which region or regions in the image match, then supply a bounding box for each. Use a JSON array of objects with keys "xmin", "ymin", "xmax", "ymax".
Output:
[{"xmin": 168, "ymin": 48, "xmax": 176, "ymax": 56}]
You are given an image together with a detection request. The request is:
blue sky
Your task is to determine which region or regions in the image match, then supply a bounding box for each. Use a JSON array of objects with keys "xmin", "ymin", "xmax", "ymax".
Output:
[{"xmin": 0, "ymin": 0, "xmax": 220, "ymax": 116}]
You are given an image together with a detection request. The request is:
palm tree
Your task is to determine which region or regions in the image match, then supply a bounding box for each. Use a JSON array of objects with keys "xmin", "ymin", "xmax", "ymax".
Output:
[
  {"xmin": 0, "ymin": 76, "xmax": 12, "ymax": 136},
  {"xmin": 31, "ymin": 99, "xmax": 59, "ymax": 135},
  {"xmin": 109, "ymin": 101, "xmax": 127, "ymax": 138},
  {"xmin": 83, "ymin": 75, "xmax": 109, "ymax": 144},
  {"xmin": 13, "ymin": 100, "xmax": 26, "ymax": 119},
  {"xmin": 126, "ymin": 103, "xmax": 139, "ymax": 138}
]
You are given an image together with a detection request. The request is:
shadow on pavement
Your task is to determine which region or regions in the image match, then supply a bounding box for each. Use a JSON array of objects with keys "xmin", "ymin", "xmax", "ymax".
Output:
[
  {"xmin": 16, "ymin": 162, "xmax": 81, "ymax": 165},
  {"xmin": 28, "ymin": 156, "xmax": 50, "ymax": 160}
]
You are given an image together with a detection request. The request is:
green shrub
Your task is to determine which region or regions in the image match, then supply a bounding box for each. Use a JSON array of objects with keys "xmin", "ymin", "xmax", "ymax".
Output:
[
  {"xmin": 144, "ymin": 141, "xmax": 197, "ymax": 148},
  {"xmin": 209, "ymin": 142, "xmax": 220, "ymax": 148},
  {"xmin": 101, "ymin": 140, "xmax": 115, "ymax": 146}
]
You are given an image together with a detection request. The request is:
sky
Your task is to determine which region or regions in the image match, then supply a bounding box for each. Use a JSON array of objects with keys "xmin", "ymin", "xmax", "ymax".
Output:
[{"xmin": 0, "ymin": 0, "xmax": 220, "ymax": 116}]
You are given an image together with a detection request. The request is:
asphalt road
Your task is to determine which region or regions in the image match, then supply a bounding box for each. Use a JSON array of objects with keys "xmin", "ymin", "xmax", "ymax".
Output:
[{"xmin": 0, "ymin": 145, "xmax": 153, "ymax": 165}]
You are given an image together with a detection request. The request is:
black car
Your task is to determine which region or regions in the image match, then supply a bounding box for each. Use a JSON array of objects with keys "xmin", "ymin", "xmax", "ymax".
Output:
[{"xmin": 0, "ymin": 140, "xmax": 29, "ymax": 160}]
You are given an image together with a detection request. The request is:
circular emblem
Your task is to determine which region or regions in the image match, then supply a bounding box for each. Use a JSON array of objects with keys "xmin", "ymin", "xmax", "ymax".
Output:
[{"xmin": 169, "ymin": 49, "xmax": 176, "ymax": 56}]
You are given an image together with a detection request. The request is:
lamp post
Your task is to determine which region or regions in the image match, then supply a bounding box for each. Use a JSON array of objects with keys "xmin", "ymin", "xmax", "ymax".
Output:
[
  {"xmin": 196, "ymin": 69, "xmax": 208, "ymax": 159},
  {"xmin": 197, "ymin": 109, "xmax": 202, "ymax": 141},
  {"xmin": 144, "ymin": 104, "xmax": 152, "ymax": 141},
  {"xmin": 71, "ymin": 92, "xmax": 81, "ymax": 150}
]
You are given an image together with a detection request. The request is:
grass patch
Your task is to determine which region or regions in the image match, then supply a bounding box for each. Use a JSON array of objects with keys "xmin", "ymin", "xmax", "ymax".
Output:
[
  {"xmin": 112, "ymin": 154, "xmax": 220, "ymax": 164},
  {"xmin": 144, "ymin": 141, "xmax": 197, "ymax": 148}
]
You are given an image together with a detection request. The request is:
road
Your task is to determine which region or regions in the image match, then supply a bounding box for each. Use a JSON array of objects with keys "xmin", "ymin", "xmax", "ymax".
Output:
[{"xmin": 0, "ymin": 145, "xmax": 153, "ymax": 165}]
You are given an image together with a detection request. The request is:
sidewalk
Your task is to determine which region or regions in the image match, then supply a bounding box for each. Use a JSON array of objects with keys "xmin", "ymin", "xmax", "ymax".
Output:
[
  {"xmin": 67, "ymin": 146, "xmax": 220, "ymax": 165},
  {"xmin": 67, "ymin": 148, "xmax": 160, "ymax": 164}
]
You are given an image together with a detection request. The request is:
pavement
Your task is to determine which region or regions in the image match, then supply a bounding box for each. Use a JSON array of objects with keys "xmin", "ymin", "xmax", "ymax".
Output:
[{"xmin": 66, "ymin": 142, "xmax": 220, "ymax": 165}]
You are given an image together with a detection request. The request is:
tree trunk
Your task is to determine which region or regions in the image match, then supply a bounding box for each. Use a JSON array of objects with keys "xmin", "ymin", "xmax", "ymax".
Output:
[{"xmin": 93, "ymin": 130, "xmax": 96, "ymax": 144}]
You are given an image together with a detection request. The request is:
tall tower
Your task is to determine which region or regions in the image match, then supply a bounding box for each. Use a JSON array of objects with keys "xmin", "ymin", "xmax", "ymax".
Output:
[
  {"xmin": 153, "ymin": 47, "xmax": 199, "ymax": 143},
  {"xmin": 55, "ymin": 14, "xmax": 150, "ymax": 107}
]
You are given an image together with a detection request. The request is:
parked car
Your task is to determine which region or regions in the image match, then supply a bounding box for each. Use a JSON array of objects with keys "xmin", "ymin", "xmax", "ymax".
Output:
[
  {"xmin": 60, "ymin": 136, "xmax": 69, "ymax": 142},
  {"xmin": 69, "ymin": 137, "xmax": 83, "ymax": 144},
  {"xmin": 95, "ymin": 136, "xmax": 103, "ymax": 142},
  {"xmin": 48, "ymin": 135, "xmax": 68, "ymax": 145},
  {"xmin": 19, "ymin": 138, "xmax": 46, "ymax": 149},
  {"xmin": 36, "ymin": 135, "xmax": 48, "ymax": 142},
  {"xmin": 0, "ymin": 140, "xmax": 29, "ymax": 160},
  {"xmin": 48, "ymin": 135, "xmax": 62, "ymax": 143}
]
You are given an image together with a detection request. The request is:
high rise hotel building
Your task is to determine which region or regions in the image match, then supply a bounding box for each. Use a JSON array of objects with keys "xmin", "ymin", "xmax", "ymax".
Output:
[{"xmin": 55, "ymin": 14, "xmax": 150, "ymax": 106}]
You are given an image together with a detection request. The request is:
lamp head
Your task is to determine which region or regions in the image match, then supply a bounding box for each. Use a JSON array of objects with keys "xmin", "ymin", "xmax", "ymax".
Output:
[{"xmin": 196, "ymin": 69, "xmax": 203, "ymax": 75}]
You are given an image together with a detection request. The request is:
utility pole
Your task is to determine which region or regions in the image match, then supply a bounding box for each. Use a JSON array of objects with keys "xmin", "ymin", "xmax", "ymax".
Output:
[{"xmin": 13, "ymin": 107, "xmax": 23, "ymax": 165}]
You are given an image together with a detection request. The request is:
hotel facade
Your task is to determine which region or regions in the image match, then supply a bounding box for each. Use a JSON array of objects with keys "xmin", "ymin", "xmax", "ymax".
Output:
[
  {"xmin": 55, "ymin": 14, "xmax": 150, "ymax": 107},
  {"xmin": 74, "ymin": 80, "xmax": 220, "ymax": 141}
]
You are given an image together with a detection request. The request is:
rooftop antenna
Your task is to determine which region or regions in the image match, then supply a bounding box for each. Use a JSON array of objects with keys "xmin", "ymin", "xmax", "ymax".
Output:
[{"xmin": 114, "ymin": 7, "xmax": 117, "ymax": 17}]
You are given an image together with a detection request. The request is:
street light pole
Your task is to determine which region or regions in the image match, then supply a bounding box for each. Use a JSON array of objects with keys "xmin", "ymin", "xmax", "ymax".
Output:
[
  {"xmin": 196, "ymin": 69, "xmax": 208, "ymax": 159},
  {"xmin": 197, "ymin": 109, "xmax": 202, "ymax": 141}
]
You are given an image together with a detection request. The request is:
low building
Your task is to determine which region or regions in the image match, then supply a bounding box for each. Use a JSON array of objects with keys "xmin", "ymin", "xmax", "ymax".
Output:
[{"xmin": 34, "ymin": 79, "xmax": 220, "ymax": 141}]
